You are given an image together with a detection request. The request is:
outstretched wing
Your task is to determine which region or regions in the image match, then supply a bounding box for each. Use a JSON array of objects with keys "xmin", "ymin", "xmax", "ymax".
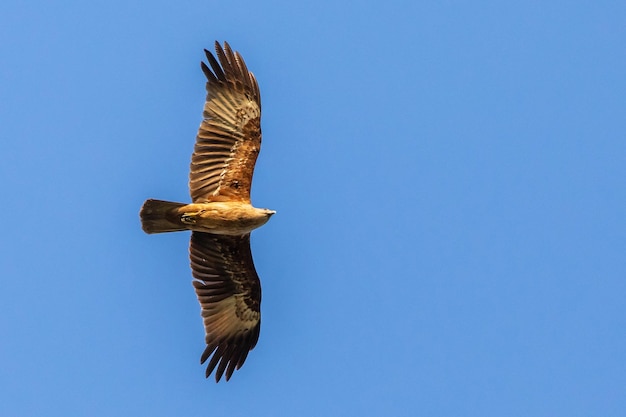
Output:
[
  {"xmin": 190, "ymin": 41, "xmax": 262, "ymax": 203},
  {"xmin": 189, "ymin": 231, "xmax": 261, "ymax": 382}
]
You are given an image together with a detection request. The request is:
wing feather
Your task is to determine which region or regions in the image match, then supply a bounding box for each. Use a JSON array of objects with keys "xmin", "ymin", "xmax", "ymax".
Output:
[
  {"xmin": 189, "ymin": 232, "xmax": 261, "ymax": 382},
  {"xmin": 190, "ymin": 41, "xmax": 262, "ymax": 203},
  {"xmin": 205, "ymin": 48, "xmax": 226, "ymax": 81}
]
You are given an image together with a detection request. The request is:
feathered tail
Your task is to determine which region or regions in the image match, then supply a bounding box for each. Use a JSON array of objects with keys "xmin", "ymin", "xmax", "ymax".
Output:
[{"xmin": 140, "ymin": 199, "xmax": 187, "ymax": 234}]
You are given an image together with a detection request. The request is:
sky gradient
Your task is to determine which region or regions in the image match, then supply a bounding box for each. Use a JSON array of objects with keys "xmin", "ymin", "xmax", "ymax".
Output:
[{"xmin": 1, "ymin": 1, "xmax": 625, "ymax": 416}]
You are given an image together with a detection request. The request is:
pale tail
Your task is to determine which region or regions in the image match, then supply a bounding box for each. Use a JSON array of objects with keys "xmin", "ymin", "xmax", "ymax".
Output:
[{"xmin": 140, "ymin": 199, "xmax": 187, "ymax": 234}]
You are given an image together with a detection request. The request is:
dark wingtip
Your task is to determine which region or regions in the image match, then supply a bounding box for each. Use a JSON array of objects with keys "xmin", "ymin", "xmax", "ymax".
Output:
[
  {"xmin": 200, "ymin": 61, "xmax": 212, "ymax": 80},
  {"xmin": 203, "ymin": 48, "xmax": 213, "ymax": 65}
]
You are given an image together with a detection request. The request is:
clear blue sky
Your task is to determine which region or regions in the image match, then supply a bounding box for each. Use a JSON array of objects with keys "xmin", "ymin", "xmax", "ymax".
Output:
[{"xmin": 1, "ymin": 1, "xmax": 624, "ymax": 416}]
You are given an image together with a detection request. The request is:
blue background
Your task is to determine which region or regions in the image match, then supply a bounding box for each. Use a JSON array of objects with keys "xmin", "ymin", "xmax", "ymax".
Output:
[{"xmin": 2, "ymin": 1, "xmax": 625, "ymax": 416}]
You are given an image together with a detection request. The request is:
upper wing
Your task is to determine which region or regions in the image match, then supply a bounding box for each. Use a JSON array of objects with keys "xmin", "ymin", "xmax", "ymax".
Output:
[
  {"xmin": 189, "ymin": 231, "xmax": 261, "ymax": 382},
  {"xmin": 190, "ymin": 41, "xmax": 262, "ymax": 203}
]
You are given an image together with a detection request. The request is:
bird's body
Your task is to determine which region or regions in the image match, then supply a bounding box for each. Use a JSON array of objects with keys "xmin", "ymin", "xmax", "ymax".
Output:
[
  {"xmin": 141, "ymin": 199, "xmax": 275, "ymax": 235},
  {"xmin": 140, "ymin": 42, "xmax": 273, "ymax": 382}
]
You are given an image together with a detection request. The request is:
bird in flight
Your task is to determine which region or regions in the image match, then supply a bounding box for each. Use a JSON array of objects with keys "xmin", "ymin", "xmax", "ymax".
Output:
[{"xmin": 140, "ymin": 41, "xmax": 274, "ymax": 382}]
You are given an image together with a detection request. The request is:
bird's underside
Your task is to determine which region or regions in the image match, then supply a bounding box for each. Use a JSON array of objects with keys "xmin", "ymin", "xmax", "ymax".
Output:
[
  {"xmin": 140, "ymin": 199, "xmax": 274, "ymax": 236},
  {"xmin": 139, "ymin": 41, "xmax": 273, "ymax": 382}
]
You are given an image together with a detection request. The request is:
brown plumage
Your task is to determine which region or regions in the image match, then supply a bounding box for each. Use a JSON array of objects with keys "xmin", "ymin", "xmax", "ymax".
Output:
[
  {"xmin": 139, "ymin": 42, "xmax": 274, "ymax": 382},
  {"xmin": 191, "ymin": 43, "xmax": 261, "ymax": 203}
]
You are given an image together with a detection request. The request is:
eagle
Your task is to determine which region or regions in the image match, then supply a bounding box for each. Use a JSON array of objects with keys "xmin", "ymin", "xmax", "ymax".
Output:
[{"xmin": 139, "ymin": 41, "xmax": 274, "ymax": 382}]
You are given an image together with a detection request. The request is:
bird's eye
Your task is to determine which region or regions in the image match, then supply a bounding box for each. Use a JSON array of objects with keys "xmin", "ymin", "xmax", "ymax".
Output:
[{"xmin": 231, "ymin": 180, "xmax": 240, "ymax": 189}]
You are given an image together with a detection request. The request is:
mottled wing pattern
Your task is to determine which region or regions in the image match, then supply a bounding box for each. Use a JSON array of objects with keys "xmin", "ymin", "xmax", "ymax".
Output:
[
  {"xmin": 189, "ymin": 231, "xmax": 261, "ymax": 382},
  {"xmin": 190, "ymin": 41, "xmax": 262, "ymax": 203}
]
